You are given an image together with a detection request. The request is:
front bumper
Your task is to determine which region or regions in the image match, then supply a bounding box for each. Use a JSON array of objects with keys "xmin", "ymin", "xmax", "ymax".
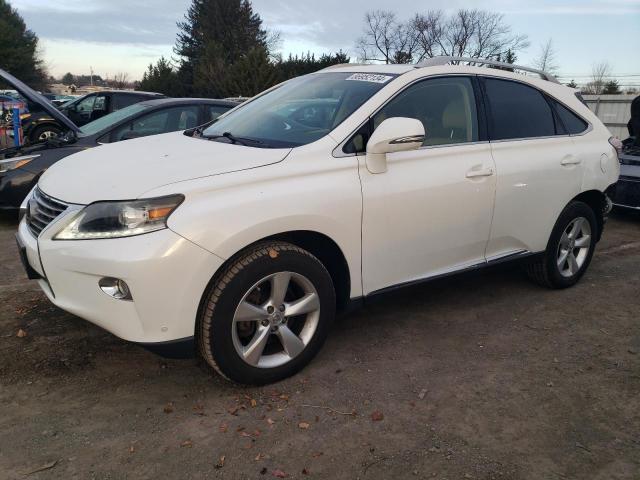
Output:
[{"xmin": 16, "ymin": 213, "xmax": 225, "ymax": 347}]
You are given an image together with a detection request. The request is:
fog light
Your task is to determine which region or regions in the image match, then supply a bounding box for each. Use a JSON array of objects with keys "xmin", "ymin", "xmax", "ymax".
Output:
[{"xmin": 99, "ymin": 277, "xmax": 132, "ymax": 301}]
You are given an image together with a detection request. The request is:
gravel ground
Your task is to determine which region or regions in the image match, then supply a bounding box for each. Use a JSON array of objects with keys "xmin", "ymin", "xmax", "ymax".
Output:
[{"xmin": 0, "ymin": 210, "xmax": 639, "ymax": 480}]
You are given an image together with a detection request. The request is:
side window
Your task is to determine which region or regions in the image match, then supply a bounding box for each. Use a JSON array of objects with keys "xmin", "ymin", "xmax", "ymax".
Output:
[
  {"xmin": 483, "ymin": 78, "xmax": 555, "ymax": 140},
  {"xmin": 208, "ymin": 105, "xmax": 231, "ymax": 121},
  {"xmin": 372, "ymin": 76, "xmax": 479, "ymax": 147},
  {"xmin": 549, "ymin": 99, "xmax": 588, "ymax": 135},
  {"xmin": 93, "ymin": 95, "xmax": 107, "ymax": 113},
  {"xmin": 113, "ymin": 94, "xmax": 144, "ymax": 111},
  {"xmin": 111, "ymin": 106, "xmax": 200, "ymax": 142},
  {"xmin": 75, "ymin": 95, "xmax": 95, "ymax": 113}
]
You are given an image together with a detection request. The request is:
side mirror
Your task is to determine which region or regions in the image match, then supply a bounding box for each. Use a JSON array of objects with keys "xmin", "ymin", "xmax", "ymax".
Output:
[
  {"xmin": 120, "ymin": 130, "xmax": 142, "ymax": 141},
  {"xmin": 365, "ymin": 117, "xmax": 425, "ymax": 174}
]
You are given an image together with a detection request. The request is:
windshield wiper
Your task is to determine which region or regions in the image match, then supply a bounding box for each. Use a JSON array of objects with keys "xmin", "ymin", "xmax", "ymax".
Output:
[{"xmin": 203, "ymin": 131, "xmax": 265, "ymax": 147}]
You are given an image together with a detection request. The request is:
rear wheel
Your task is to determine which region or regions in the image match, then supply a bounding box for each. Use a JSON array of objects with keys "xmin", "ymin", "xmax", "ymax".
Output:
[
  {"xmin": 197, "ymin": 241, "xmax": 336, "ymax": 384},
  {"xmin": 526, "ymin": 201, "xmax": 597, "ymax": 289}
]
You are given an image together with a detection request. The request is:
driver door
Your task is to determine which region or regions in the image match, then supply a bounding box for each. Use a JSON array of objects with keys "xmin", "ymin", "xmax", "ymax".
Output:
[{"xmin": 359, "ymin": 76, "xmax": 497, "ymax": 294}]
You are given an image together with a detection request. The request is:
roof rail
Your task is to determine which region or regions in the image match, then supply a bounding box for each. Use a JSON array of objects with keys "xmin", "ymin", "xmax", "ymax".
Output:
[
  {"xmin": 415, "ymin": 56, "xmax": 560, "ymax": 84},
  {"xmin": 321, "ymin": 63, "xmax": 369, "ymax": 70}
]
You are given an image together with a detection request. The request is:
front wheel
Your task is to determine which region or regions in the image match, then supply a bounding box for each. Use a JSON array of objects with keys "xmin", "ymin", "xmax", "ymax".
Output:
[
  {"xmin": 525, "ymin": 201, "xmax": 598, "ymax": 289},
  {"xmin": 30, "ymin": 125, "xmax": 62, "ymax": 143},
  {"xmin": 197, "ymin": 242, "xmax": 336, "ymax": 384}
]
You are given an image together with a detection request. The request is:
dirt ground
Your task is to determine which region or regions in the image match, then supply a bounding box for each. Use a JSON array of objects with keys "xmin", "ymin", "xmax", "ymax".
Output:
[{"xmin": 0, "ymin": 210, "xmax": 638, "ymax": 480}]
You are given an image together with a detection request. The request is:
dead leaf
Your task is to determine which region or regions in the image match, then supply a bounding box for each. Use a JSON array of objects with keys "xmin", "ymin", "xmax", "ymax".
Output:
[
  {"xmin": 23, "ymin": 460, "xmax": 58, "ymax": 476},
  {"xmin": 266, "ymin": 418, "xmax": 275, "ymax": 426},
  {"xmin": 250, "ymin": 398, "xmax": 258, "ymax": 407},
  {"xmin": 215, "ymin": 455, "xmax": 225, "ymax": 469},
  {"xmin": 219, "ymin": 423, "xmax": 228, "ymax": 433},
  {"xmin": 240, "ymin": 431, "xmax": 252, "ymax": 438},
  {"xmin": 129, "ymin": 445, "xmax": 135, "ymax": 454},
  {"xmin": 302, "ymin": 468, "xmax": 310, "ymax": 475},
  {"xmin": 371, "ymin": 410, "xmax": 384, "ymax": 422},
  {"xmin": 255, "ymin": 453, "xmax": 265, "ymax": 461},
  {"xmin": 163, "ymin": 402, "xmax": 174, "ymax": 414},
  {"xmin": 16, "ymin": 329, "xmax": 27, "ymax": 338},
  {"xmin": 253, "ymin": 429, "xmax": 262, "ymax": 437},
  {"xmin": 268, "ymin": 248, "xmax": 279, "ymax": 258},
  {"xmin": 181, "ymin": 440, "xmax": 193, "ymax": 448},
  {"xmin": 228, "ymin": 405, "xmax": 245, "ymax": 416},
  {"xmin": 298, "ymin": 422, "xmax": 310, "ymax": 429},
  {"xmin": 279, "ymin": 394, "xmax": 289, "ymax": 401},
  {"xmin": 272, "ymin": 469, "xmax": 288, "ymax": 478},
  {"xmin": 418, "ymin": 388, "xmax": 428, "ymax": 400}
]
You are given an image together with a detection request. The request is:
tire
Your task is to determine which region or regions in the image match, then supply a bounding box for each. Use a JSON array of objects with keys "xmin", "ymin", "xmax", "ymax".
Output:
[
  {"xmin": 30, "ymin": 125, "xmax": 62, "ymax": 143},
  {"xmin": 197, "ymin": 241, "xmax": 336, "ymax": 385},
  {"xmin": 525, "ymin": 201, "xmax": 598, "ymax": 289}
]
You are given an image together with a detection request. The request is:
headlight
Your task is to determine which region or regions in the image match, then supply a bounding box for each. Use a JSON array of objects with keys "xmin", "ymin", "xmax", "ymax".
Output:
[
  {"xmin": 54, "ymin": 195, "xmax": 184, "ymax": 240},
  {"xmin": 0, "ymin": 154, "xmax": 39, "ymax": 173}
]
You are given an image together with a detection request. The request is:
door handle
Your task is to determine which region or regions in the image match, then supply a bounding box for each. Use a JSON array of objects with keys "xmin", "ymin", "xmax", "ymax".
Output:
[
  {"xmin": 560, "ymin": 156, "xmax": 581, "ymax": 166},
  {"xmin": 466, "ymin": 167, "xmax": 494, "ymax": 178}
]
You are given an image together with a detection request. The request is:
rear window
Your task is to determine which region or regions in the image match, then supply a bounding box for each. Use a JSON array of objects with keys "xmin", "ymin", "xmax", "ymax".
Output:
[
  {"xmin": 549, "ymin": 99, "xmax": 588, "ymax": 135},
  {"xmin": 483, "ymin": 78, "xmax": 555, "ymax": 140}
]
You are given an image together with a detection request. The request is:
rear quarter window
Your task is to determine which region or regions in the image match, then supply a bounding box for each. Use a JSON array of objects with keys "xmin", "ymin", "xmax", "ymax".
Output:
[
  {"xmin": 482, "ymin": 78, "xmax": 556, "ymax": 140},
  {"xmin": 549, "ymin": 98, "xmax": 589, "ymax": 135}
]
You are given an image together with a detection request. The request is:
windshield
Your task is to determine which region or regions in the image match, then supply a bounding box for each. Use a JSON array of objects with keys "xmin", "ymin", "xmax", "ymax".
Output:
[
  {"xmin": 201, "ymin": 72, "xmax": 397, "ymax": 148},
  {"xmin": 79, "ymin": 103, "xmax": 150, "ymax": 136}
]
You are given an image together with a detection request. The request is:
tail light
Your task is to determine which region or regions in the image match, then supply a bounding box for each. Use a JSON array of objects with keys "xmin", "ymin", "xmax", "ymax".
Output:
[{"xmin": 608, "ymin": 137, "xmax": 623, "ymax": 157}]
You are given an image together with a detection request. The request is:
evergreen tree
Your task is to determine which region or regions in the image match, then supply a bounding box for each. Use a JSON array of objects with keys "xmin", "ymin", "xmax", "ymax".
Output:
[
  {"xmin": 61, "ymin": 72, "xmax": 75, "ymax": 85},
  {"xmin": 175, "ymin": 0, "xmax": 267, "ymax": 96},
  {"xmin": 138, "ymin": 57, "xmax": 183, "ymax": 96},
  {"xmin": 602, "ymin": 80, "xmax": 621, "ymax": 95},
  {"xmin": 0, "ymin": 0, "xmax": 46, "ymax": 89}
]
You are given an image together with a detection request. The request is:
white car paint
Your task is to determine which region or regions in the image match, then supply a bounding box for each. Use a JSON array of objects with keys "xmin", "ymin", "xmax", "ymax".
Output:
[{"xmin": 16, "ymin": 63, "xmax": 619, "ymax": 350}]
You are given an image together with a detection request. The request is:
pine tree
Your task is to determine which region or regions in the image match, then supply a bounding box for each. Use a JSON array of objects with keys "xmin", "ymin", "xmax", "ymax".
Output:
[
  {"xmin": 174, "ymin": 0, "xmax": 267, "ymax": 96},
  {"xmin": 0, "ymin": 0, "xmax": 46, "ymax": 89},
  {"xmin": 138, "ymin": 57, "xmax": 183, "ymax": 96}
]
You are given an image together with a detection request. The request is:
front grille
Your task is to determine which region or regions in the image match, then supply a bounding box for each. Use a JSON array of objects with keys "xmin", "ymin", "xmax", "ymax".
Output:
[{"xmin": 27, "ymin": 187, "xmax": 68, "ymax": 237}]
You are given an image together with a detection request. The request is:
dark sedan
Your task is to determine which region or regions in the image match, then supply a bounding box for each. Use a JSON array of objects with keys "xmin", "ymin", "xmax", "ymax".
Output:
[
  {"xmin": 0, "ymin": 98, "xmax": 240, "ymax": 209},
  {"xmin": 23, "ymin": 90, "xmax": 165, "ymax": 143}
]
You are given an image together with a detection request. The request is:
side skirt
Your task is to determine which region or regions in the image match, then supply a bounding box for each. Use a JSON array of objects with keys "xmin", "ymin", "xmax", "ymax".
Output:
[{"xmin": 344, "ymin": 250, "xmax": 541, "ymax": 310}]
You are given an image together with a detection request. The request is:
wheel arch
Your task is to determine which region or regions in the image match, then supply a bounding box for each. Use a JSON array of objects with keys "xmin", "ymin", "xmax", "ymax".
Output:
[
  {"xmin": 28, "ymin": 121, "xmax": 62, "ymax": 140},
  {"xmin": 569, "ymin": 189, "xmax": 608, "ymax": 241},
  {"xmin": 200, "ymin": 230, "xmax": 352, "ymax": 315}
]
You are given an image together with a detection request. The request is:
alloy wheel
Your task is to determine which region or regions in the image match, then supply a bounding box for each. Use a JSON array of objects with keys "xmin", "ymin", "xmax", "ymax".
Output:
[
  {"xmin": 231, "ymin": 271, "xmax": 320, "ymax": 368},
  {"xmin": 556, "ymin": 216, "xmax": 591, "ymax": 278}
]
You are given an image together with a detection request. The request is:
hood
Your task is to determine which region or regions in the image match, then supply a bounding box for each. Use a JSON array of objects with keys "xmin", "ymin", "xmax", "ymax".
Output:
[
  {"xmin": 0, "ymin": 68, "xmax": 80, "ymax": 134},
  {"xmin": 39, "ymin": 131, "xmax": 291, "ymax": 204}
]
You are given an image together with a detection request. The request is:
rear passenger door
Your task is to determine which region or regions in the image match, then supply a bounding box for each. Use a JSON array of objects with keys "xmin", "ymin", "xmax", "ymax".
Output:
[{"xmin": 481, "ymin": 77, "xmax": 583, "ymax": 259}]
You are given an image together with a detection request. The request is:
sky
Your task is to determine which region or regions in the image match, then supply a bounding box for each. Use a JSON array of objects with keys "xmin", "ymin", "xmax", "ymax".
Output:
[{"xmin": 10, "ymin": 0, "xmax": 640, "ymax": 88}]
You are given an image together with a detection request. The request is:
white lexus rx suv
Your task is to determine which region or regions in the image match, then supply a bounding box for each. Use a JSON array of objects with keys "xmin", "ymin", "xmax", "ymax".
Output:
[{"xmin": 16, "ymin": 58, "xmax": 619, "ymax": 384}]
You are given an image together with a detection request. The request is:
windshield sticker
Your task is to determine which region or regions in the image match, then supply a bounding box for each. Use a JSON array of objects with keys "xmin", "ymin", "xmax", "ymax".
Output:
[{"xmin": 345, "ymin": 73, "xmax": 394, "ymax": 84}]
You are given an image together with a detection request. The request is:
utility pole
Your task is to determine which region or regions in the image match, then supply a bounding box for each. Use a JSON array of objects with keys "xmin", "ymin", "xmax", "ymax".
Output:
[{"xmin": 90, "ymin": 66, "xmax": 94, "ymax": 87}]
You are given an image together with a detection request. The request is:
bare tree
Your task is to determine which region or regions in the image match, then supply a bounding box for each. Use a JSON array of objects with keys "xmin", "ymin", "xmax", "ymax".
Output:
[
  {"xmin": 358, "ymin": 9, "xmax": 528, "ymax": 64},
  {"xmin": 533, "ymin": 38, "xmax": 558, "ymax": 75},
  {"xmin": 437, "ymin": 10, "xmax": 528, "ymax": 60},
  {"xmin": 266, "ymin": 30, "xmax": 283, "ymax": 61},
  {"xmin": 356, "ymin": 10, "xmax": 418, "ymax": 64},
  {"xmin": 584, "ymin": 62, "xmax": 611, "ymax": 95},
  {"xmin": 411, "ymin": 11, "xmax": 443, "ymax": 62},
  {"xmin": 111, "ymin": 72, "xmax": 130, "ymax": 89}
]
